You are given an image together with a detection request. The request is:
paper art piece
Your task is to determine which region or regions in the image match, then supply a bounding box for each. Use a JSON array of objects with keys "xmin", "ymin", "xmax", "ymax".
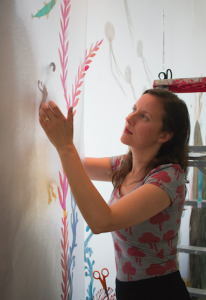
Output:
[
  {"xmin": 38, "ymin": 63, "xmax": 56, "ymax": 108},
  {"xmin": 68, "ymin": 39, "xmax": 103, "ymax": 116},
  {"xmin": 38, "ymin": 80, "xmax": 48, "ymax": 107},
  {"xmin": 84, "ymin": 225, "xmax": 95, "ymax": 300},
  {"xmin": 104, "ymin": 21, "xmax": 125, "ymax": 95},
  {"xmin": 48, "ymin": 184, "xmax": 57, "ymax": 204},
  {"xmin": 56, "ymin": 0, "xmax": 103, "ymax": 299},
  {"xmin": 31, "ymin": 0, "xmax": 56, "ymax": 19},
  {"xmin": 57, "ymin": 168, "xmax": 78, "ymax": 300},
  {"xmin": 123, "ymin": 0, "xmax": 133, "ymax": 41},
  {"xmin": 137, "ymin": 40, "xmax": 153, "ymax": 87},
  {"xmin": 93, "ymin": 287, "xmax": 116, "ymax": 300},
  {"xmin": 124, "ymin": 66, "xmax": 137, "ymax": 101},
  {"xmin": 59, "ymin": 0, "xmax": 103, "ymax": 115},
  {"xmin": 58, "ymin": 169, "xmax": 70, "ymax": 300},
  {"xmin": 68, "ymin": 192, "xmax": 79, "ymax": 300}
]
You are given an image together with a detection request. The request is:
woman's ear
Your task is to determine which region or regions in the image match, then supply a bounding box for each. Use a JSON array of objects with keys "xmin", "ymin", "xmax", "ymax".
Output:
[{"xmin": 157, "ymin": 132, "xmax": 173, "ymax": 144}]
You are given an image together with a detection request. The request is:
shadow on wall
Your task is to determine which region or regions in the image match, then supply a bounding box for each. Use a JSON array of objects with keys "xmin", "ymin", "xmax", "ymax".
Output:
[{"xmin": 0, "ymin": 1, "xmax": 59, "ymax": 299}]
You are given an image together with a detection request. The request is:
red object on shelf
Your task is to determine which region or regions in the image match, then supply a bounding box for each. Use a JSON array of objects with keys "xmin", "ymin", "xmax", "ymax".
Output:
[{"xmin": 153, "ymin": 77, "xmax": 206, "ymax": 93}]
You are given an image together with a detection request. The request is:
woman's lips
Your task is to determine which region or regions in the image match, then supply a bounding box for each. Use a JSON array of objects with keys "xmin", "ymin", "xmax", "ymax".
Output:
[{"xmin": 124, "ymin": 128, "xmax": 132, "ymax": 134}]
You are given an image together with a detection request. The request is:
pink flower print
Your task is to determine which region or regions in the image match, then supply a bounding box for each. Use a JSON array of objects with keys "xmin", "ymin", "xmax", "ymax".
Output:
[
  {"xmin": 113, "ymin": 188, "xmax": 119, "ymax": 199},
  {"xmin": 149, "ymin": 181, "xmax": 164, "ymax": 189},
  {"xmin": 115, "ymin": 256, "xmax": 118, "ymax": 271},
  {"xmin": 125, "ymin": 227, "xmax": 132, "ymax": 235},
  {"xmin": 171, "ymin": 164, "xmax": 184, "ymax": 180},
  {"xmin": 122, "ymin": 262, "xmax": 136, "ymax": 281},
  {"xmin": 127, "ymin": 246, "xmax": 145, "ymax": 266},
  {"xmin": 176, "ymin": 215, "xmax": 181, "ymax": 224},
  {"xmin": 176, "ymin": 184, "xmax": 184, "ymax": 199},
  {"xmin": 163, "ymin": 230, "xmax": 175, "ymax": 248},
  {"xmin": 114, "ymin": 239, "xmax": 123, "ymax": 261},
  {"xmin": 109, "ymin": 189, "xmax": 119, "ymax": 205},
  {"xmin": 173, "ymin": 184, "xmax": 185, "ymax": 208},
  {"xmin": 112, "ymin": 157, "xmax": 121, "ymax": 172},
  {"xmin": 178, "ymin": 197, "xmax": 185, "ymax": 212},
  {"xmin": 151, "ymin": 171, "xmax": 171, "ymax": 184},
  {"xmin": 170, "ymin": 246, "xmax": 177, "ymax": 256},
  {"xmin": 165, "ymin": 260, "xmax": 177, "ymax": 272},
  {"xmin": 139, "ymin": 233, "xmax": 160, "ymax": 252},
  {"xmin": 150, "ymin": 211, "xmax": 170, "ymax": 231},
  {"xmin": 114, "ymin": 231, "xmax": 127, "ymax": 242},
  {"xmin": 149, "ymin": 166, "xmax": 162, "ymax": 177},
  {"xmin": 146, "ymin": 264, "xmax": 167, "ymax": 277},
  {"xmin": 157, "ymin": 249, "xmax": 165, "ymax": 259}
]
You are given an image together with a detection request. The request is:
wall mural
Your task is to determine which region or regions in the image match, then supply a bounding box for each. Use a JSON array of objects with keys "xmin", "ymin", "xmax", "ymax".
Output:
[
  {"xmin": 123, "ymin": 0, "xmax": 133, "ymax": 42},
  {"xmin": 136, "ymin": 39, "xmax": 153, "ymax": 88},
  {"xmin": 104, "ymin": 21, "xmax": 125, "ymax": 96},
  {"xmin": 31, "ymin": 0, "xmax": 57, "ymax": 19},
  {"xmin": 33, "ymin": 0, "xmax": 104, "ymax": 298},
  {"xmin": 124, "ymin": 66, "xmax": 137, "ymax": 101}
]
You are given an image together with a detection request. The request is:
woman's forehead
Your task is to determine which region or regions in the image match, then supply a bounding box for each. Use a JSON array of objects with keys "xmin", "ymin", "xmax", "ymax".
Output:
[
  {"xmin": 135, "ymin": 94, "xmax": 164, "ymax": 118},
  {"xmin": 135, "ymin": 94, "xmax": 162, "ymax": 108}
]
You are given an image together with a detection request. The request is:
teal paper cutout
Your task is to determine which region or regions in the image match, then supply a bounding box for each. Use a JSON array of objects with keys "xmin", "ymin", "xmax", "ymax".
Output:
[{"xmin": 31, "ymin": 0, "xmax": 56, "ymax": 20}]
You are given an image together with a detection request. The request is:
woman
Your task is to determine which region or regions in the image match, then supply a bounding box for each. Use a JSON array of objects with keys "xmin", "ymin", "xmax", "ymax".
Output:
[{"xmin": 39, "ymin": 88, "xmax": 191, "ymax": 300}]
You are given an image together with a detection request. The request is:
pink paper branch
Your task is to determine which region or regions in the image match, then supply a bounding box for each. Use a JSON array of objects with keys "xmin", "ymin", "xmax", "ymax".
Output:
[
  {"xmin": 59, "ymin": 0, "xmax": 71, "ymax": 109},
  {"xmin": 60, "ymin": 214, "xmax": 70, "ymax": 300},
  {"xmin": 69, "ymin": 39, "xmax": 103, "ymax": 116}
]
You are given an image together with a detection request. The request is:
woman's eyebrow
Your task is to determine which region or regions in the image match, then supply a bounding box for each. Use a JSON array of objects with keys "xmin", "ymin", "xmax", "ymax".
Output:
[
  {"xmin": 133, "ymin": 106, "xmax": 153, "ymax": 119},
  {"xmin": 142, "ymin": 110, "xmax": 153, "ymax": 119}
]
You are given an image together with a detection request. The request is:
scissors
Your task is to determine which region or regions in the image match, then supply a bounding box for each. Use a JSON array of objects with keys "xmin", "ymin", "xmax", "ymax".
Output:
[
  {"xmin": 158, "ymin": 69, "xmax": 172, "ymax": 80},
  {"xmin": 93, "ymin": 268, "xmax": 109, "ymax": 299}
]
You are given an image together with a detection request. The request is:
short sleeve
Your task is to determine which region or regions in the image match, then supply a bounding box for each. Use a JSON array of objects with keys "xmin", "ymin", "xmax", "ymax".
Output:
[
  {"xmin": 110, "ymin": 155, "xmax": 125, "ymax": 172},
  {"xmin": 144, "ymin": 164, "xmax": 185, "ymax": 206}
]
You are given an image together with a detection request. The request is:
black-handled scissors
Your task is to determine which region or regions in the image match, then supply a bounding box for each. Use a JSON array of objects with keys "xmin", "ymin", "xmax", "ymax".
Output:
[{"xmin": 158, "ymin": 69, "xmax": 172, "ymax": 80}]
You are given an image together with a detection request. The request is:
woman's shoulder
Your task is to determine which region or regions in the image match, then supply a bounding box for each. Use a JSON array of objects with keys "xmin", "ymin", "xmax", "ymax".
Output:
[
  {"xmin": 110, "ymin": 154, "xmax": 126, "ymax": 172},
  {"xmin": 143, "ymin": 163, "xmax": 185, "ymax": 186}
]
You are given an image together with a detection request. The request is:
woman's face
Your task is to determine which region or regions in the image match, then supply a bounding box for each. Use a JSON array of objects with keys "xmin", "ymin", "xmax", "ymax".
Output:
[{"xmin": 121, "ymin": 93, "xmax": 166, "ymax": 151}]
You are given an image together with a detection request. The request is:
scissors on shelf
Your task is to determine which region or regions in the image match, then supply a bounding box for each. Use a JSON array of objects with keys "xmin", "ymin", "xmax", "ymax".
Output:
[
  {"xmin": 158, "ymin": 69, "xmax": 172, "ymax": 80},
  {"xmin": 93, "ymin": 268, "xmax": 109, "ymax": 299}
]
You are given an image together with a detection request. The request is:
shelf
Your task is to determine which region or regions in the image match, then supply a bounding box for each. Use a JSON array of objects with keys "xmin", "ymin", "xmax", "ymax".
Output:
[
  {"xmin": 189, "ymin": 146, "xmax": 206, "ymax": 152},
  {"xmin": 177, "ymin": 245, "xmax": 206, "ymax": 255},
  {"xmin": 184, "ymin": 199, "xmax": 206, "ymax": 207},
  {"xmin": 187, "ymin": 287, "xmax": 206, "ymax": 298}
]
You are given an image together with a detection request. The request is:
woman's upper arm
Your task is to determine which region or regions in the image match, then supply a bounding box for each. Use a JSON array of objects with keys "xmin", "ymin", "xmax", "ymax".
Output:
[
  {"xmin": 99, "ymin": 184, "xmax": 172, "ymax": 233},
  {"xmin": 84, "ymin": 157, "xmax": 112, "ymax": 181}
]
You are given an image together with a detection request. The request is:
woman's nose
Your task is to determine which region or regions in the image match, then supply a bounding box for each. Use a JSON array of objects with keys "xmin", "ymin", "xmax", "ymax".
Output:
[{"xmin": 126, "ymin": 113, "xmax": 134, "ymax": 124}]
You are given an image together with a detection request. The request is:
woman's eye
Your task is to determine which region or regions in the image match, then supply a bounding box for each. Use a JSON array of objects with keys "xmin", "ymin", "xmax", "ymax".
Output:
[
  {"xmin": 142, "ymin": 115, "xmax": 147, "ymax": 119},
  {"xmin": 132, "ymin": 107, "xmax": 136, "ymax": 112}
]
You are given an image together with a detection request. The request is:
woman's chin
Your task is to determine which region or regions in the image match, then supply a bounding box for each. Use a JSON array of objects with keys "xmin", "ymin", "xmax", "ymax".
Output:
[{"xmin": 120, "ymin": 135, "xmax": 130, "ymax": 146}]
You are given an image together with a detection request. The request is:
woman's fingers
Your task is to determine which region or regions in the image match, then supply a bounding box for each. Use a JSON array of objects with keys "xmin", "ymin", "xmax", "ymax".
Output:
[
  {"xmin": 39, "ymin": 107, "xmax": 52, "ymax": 124},
  {"xmin": 39, "ymin": 101, "xmax": 74, "ymax": 150},
  {"xmin": 39, "ymin": 115, "xmax": 48, "ymax": 130},
  {"xmin": 67, "ymin": 106, "xmax": 73, "ymax": 125},
  {"xmin": 48, "ymin": 101, "xmax": 65, "ymax": 119}
]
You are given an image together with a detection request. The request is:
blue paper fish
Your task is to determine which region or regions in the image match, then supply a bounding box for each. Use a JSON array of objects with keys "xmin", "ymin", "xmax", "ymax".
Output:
[{"xmin": 31, "ymin": 0, "xmax": 56, "ymax": 20}]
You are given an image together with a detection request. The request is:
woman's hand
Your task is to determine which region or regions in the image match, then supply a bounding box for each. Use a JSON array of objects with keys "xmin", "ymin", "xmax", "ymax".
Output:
[{"xmin": 39, "ymin": 101, "xmax": 73, "ymax": 153}]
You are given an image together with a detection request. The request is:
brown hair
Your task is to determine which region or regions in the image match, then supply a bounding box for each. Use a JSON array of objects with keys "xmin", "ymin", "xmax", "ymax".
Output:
[{"xmin": 111, "ymin": 88, "xmax": 190, "ymax": 189}]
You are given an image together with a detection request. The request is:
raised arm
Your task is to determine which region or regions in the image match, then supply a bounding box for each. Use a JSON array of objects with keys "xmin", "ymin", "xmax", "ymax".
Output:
[
  {"xmin": 39, "ymin": 102, "xmax": 172, "ymax": 235},
  {"xmin": 84, "ymin": 157, "xmax": 112, "ymax": 181}
]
